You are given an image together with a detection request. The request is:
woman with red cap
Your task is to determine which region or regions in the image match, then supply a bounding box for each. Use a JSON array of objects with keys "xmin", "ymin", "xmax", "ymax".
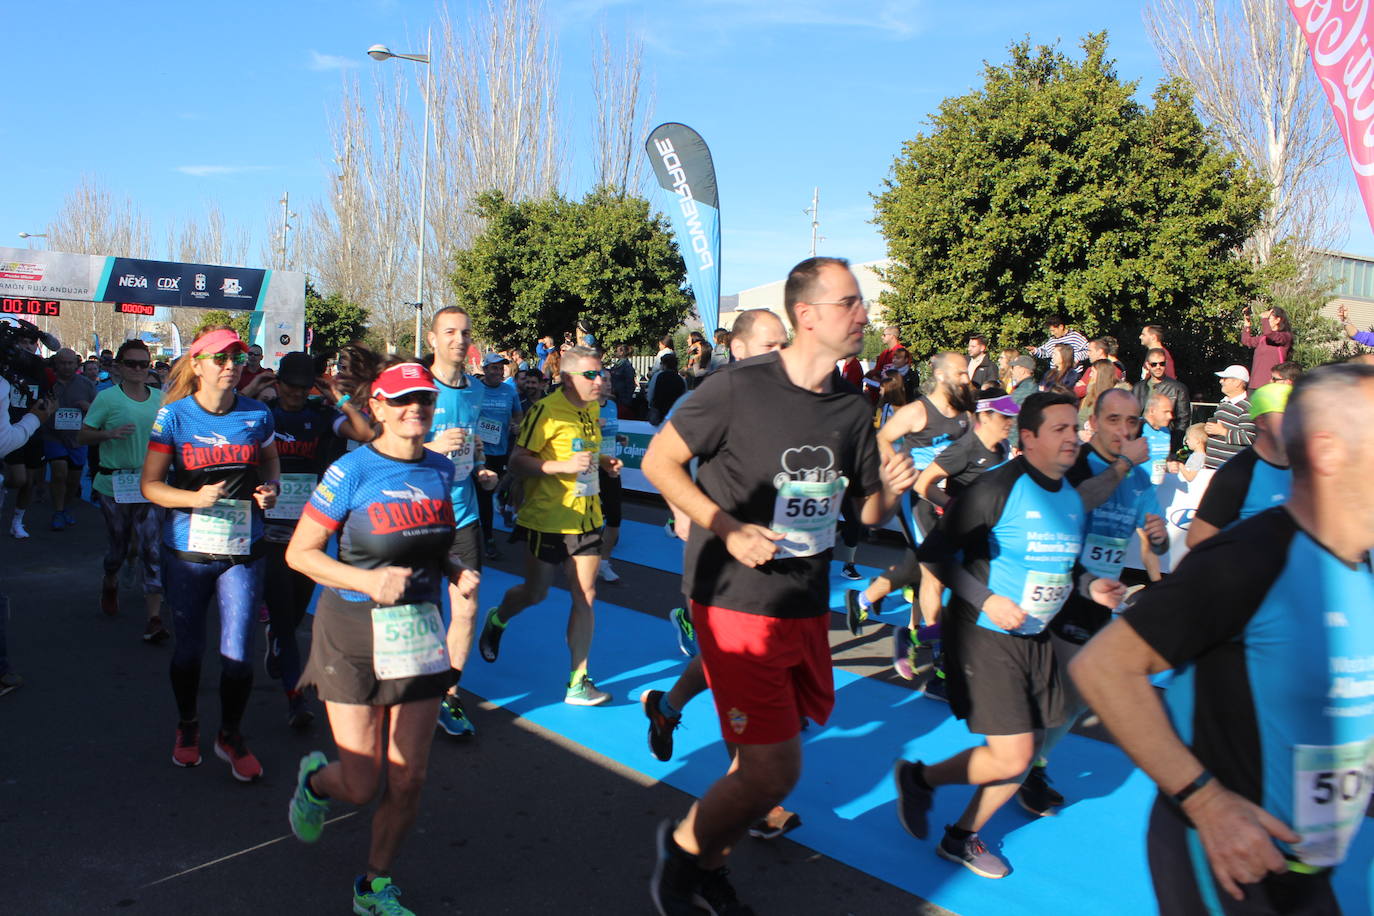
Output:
[
  {"xmin": 284, "ymin": 351, "xmax": 480, "ymax": 916},
  {"xmin": 140, "ymin": 326, "xmax": 281, "ymax": 781}
]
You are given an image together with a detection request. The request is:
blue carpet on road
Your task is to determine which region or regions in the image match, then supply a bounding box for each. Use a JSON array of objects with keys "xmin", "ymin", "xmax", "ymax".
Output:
[{"xmin": 457, "ymin": 560, "xmax": 1373, "ymax": 916}]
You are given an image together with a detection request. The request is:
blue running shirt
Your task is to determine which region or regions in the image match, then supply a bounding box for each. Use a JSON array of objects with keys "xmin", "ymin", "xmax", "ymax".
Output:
[
  {"xmin": 1141, "ymin": 421, "xmax": 1173, "ymax": 477},
  {"xmin": 1126, "ymin": 509, "xmax": 1374, "ymax": 869},
  {"xmin": 1195, "ymin": 446, "xmax": 1291, "ymax": 530},
  {"xmin": 919, "ymin": 456, "xmax": 1086, "ymax": 635},
  {"xmin": 304, "ymin": 445, "xmax": 456, "ymax": 605},
  {"xmin": 429, "ymin": 378, "xmax": 483, "ymax": 529},
  {"xmin": 148, "ymin": 394, "xmax": 276, "ymax": 554},
  {"xmin": 475, "ymin": 378, "xmax": 523, "ymax": 457}
]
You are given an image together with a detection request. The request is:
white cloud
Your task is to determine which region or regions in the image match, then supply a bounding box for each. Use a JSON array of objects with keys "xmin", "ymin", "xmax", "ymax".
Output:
[
  {"xmin": 308, "ymin": 50, "xmax": 359, "ymax": 71},
  {"xmin": 175, "ymin": 165, "xmax": 272, "ymax": 177}
]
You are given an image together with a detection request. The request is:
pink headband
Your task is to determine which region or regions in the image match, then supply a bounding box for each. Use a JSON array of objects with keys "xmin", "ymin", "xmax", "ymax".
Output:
[{"xmin": 188, "ymin": 328, "xmax": 248, "ymax": 357}]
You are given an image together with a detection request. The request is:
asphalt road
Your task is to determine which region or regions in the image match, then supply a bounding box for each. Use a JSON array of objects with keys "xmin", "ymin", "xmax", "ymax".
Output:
[{"xmin": 1, "ymin": 488, "xmax": 955, "ymax": 915}]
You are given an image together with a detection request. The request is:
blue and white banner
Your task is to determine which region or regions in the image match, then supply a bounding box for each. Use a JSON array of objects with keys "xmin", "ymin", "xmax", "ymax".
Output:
[{"xmin": 645, "ymin": 123, "xmax": 722, "ymax": 335}]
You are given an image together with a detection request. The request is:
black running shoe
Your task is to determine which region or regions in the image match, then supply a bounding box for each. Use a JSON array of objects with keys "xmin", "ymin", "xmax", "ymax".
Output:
[
  {"xmin": 893, "ymin": 759, "xmax": 934, "ymax": 839},
  {"xmin": 1017, "ymin": 764, "xmax": 1063, "ymax": 817},
  {"xmin": 844, "ymin": 589, "xmax": 870, "ymax": 635},
  {"xmin": 695, "ymin": 865, "xmax": 757, "ymax": 915},
  {"xmin": 264, "ymin": 626, "xmax": 282, "ymax": 680},
  {"xmin": 478, "ymin": 608, "xmax": 505, "ymax": 663},
  {"xmin": 641, "ymin": 690, "xmax": 681, "ymax": 762},
  {"xmin": 840, "ymin": 563, "xmax": 861, "ymax": 580},
  {"xmin": 747, "ymin": 805, "xmax": 801, "ymax": 840},
  {"xmin": 650, "ymin": 820, "xmax": 700, "ymax": 916}
]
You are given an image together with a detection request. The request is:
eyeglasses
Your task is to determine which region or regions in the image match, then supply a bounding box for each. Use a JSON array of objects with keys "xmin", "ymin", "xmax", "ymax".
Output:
[
  {"xmin": 1146, "ymin": 361, "xmax": 1167, "ymax": 368},
  {"xmin": 808, "ymin": 296, "xmax": 870, "ymax": 313},
  {"xmin": 382, "ymin": 391, "xmax": 437, "ymax": 408},
  {"xmin": 120, "ymin": 359, "xmax": 150, "ymax": 369},
  {"xmin": 194, "ymin": 352, "xmax": 249, "ymax": 366},
  {"xmin": 571, "ymin": 369, "xmax": 602, "ymax": 380}
]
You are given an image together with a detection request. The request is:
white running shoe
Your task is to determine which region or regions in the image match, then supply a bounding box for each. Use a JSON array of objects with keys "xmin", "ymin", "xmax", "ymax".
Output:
[
  {"xmin": 10, "ymin": 520, "xmax": 28, "ymax": 540},
  {"xmin": 598, "ymin": 559, "xmax": 620, "ymax": 582}
]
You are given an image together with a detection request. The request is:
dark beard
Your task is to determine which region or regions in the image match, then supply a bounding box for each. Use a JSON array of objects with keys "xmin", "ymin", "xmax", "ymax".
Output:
[{"xmin": 944, "ymin": 381, "xmax": 978, "ymax": 414}]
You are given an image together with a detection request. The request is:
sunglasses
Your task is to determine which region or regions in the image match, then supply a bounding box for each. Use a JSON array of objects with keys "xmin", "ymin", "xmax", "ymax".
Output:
[
  {"xmin": 382, "ymin": 391, "xmax": 437, "ymax": 408},
  {"xmin": 120, "ymin": 359, "xmax": 150, "ymax": 369},
  {"xmin": 571, "ymin": 369, "xmax": 602, "ymax": 380},
  {"xmin": 194, "ymin": 351, "xmax": 249, "ymax": 366},
  {"xmin": 1146, "ymin": 361, "xmax": 1167, "ymax": 368}
]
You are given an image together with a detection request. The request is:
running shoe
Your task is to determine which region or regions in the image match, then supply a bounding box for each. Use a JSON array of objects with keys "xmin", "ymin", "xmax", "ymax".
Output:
[
  {"xmin": 695, "ymin": 865, "xmax": 757, "ymax": 915},
  {"xmin": 641, "ymin": 689, "xmax": 681, "ymax": 761},
  {"xmin": 663, "ymin": 517, "xmax": 677, "ymax": 538},
  {"xmin": 264, "ymin": 626, "xmax": 282, "ymax": 680},
  {"xmin": 100, "ymin": 580, "xmax": 119, "ymax": 617},
  {"xmin": 747, "ymin": 806, "xmax": 801, "ymax": 840},
  {"xmin": 499, "ymin": 502, "xmax": 516, "ymax": 529},
  {"xmin": 214, "ymin": 731, "xmax": 263, "ymax": 782},
  {"xmin": 172, "ymin": 721, "xmax": 202, "ymax": 767},
  {"xmin": 893, "ymin": 759, "xmax": 934, "ymax": 839},
  {"xmin": 844, "ymin": 589, "xmax": 870, "ymax": 635},
  {"xmin": 483, "ymin": 539, "xmax": 502, "ymax": 562},
  {"xmin": 353, "ymin": 875, "xmax": 415, "ymax": 916},
  {"xmin": 437, "ymin": 692, "xmax": 475, "ymax": 737},
  {"xmin": 49, "ymin": 512, "xmax": 68, "ymax": 532},
  {"xmin": 922, "ymin": 669, "xmax": 949, "ymax": 703},
  {"xmin": 9, "ymin": 519, "xmax": 28, "ymax": 540},
  {"xmin": 892, "ymin": 626, "xmax": 919, "ymax": 680},
  {"xmin": 936, "ymin": 827, "xmax": 1009, "ymax": 879},
  {"xmin": 60, "ymin": 510, "xmax": 76, "ymax": 527},
  {"xmin": 598, "ymin": 559, "xmax": 620, "ymax": 583},
  {"xmin": 287, "ymin": 691, "xmax": 314, "ymax": 731},
  {"xmin": 477, "ymin": 608, "xmax": 505, "ymax": 663},
  {"xmin": 669, "ymin": 607, "xmax": 697, "ymax": 658},
  {"xmin": 142, "ymin": 616, "xmax": 170, "ymax": 644},
  {"xmin": 840, "ymin": 563, "xmax": 861, "ymax": 580},
  {"xmin": 1017, "ymin": 764, "xmax": 1064, "ymax": 817},
  {"xmin": 650, "ymin": 820, "xmax": 700, "ymax": 916},
  {"xmin": 288, "ymin": 751, "xmax": 330, "ymax": 843},
  {"xmin": 565, "ymin": 673, "xmax": 612, "ymax": 706},
  {"xmin": 0, "ymin": 671, "xmax": 23, "ymax": 697}
]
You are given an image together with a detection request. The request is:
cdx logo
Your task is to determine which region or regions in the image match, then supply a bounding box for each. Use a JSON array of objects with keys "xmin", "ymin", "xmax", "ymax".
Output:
[
  {"xmin": 156, "ymin": 277, "xmax": 180, "ymax": 291},
  {"xmin": 117, "ymin": 274, "xmax": 148, "ymax": 288}
]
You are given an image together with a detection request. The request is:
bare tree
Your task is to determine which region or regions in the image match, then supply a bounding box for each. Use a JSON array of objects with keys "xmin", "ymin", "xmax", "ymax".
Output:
[
  {"xmin": 1146, "ymin": 0, "xmax": 1343, "ymax": 266},
  {"xmin": 591, "ymin": 23, "xmax": 653, "ymax": 195},
  {"xmin": 168, "ymin": 201, "xmax": 251, "ymax": 267}
]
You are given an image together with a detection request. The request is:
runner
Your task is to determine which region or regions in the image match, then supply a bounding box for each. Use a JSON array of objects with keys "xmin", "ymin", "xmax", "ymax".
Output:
[
  {"xmin": 1071, "ymin": 362, "xmax": 1374, "ymax": 915},
  {"xmin": 596, "ymin": 378, "xmax": 624, "ymax": 583},
  {"xmin": 643, "ymin": 257, "xmax": 915, "ymax": 915},
  {"xmin": 261, "ymin": 352, "xmax": 372, "ymax": 730},
  {"xmin": 845, "ymin": 351, "xmax": 971, "ymax": 636},
  {"xmin": 140, "ymin": 327, "xmax": 280, "ymax": 781},
  {"xmin": 1186, "ymin": 382, "xmax": 1290, "ymax": 548},
  {"xmin": 473, "ymin": 352, "xmax": 522, "ymax": 561},
  {"xmin": 893, "ymin": 391, "xmax": 1125, "ymax": 879},
  {"xmin": 77, "ymin": 339, "xmax": 167, "ymax": 639},
  {"xmin": 284, "ymin": 356, "xmax": 480, "ymax": 916},
  {"xmin": 42, "ymin": 347, "xmax": 96, "ymax": 531},
  {"xmin": 477, "ymin": 345, "xmax": 623, "ymax": 706},
  {"xmin": 423, "ymin": 309, "xmax": 498, "ymax": 738},
  {"xmin": 1019, "ymin": 388, "xmax": 1168, "ymax": 816},
  {"xmin": 891, "ymin": 391, "xmax": 1018, "ymax": 683}
]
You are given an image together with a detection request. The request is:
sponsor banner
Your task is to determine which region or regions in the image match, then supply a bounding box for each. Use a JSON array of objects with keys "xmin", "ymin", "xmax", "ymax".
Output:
[
  {"xmin": 0, "ymin": 247, "xmax": 107, "ymax": 299},
  {"xmin": 1288, "ymin": 0, "xmax": 1374, "ymax": 230},
  {"xmin": 645, "ymin": 123, "xmax": 722, "ymax": 335},
  {"xmin": 99, "ymin": 257, "xmax": 266, "ymax": 312}
]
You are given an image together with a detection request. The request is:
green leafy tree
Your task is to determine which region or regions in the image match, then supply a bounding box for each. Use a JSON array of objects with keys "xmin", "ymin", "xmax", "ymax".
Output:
[
  {"xmin": 451, "ymin": 188, "xmax": 692, "ymax": 350},
  {"xmin": 874, "ymin": 33, "xmax": 1268, "ymax": 392},
  {"xmin": 304, "ymin": 281, "xmax": 369, "ymax": 355},
  {"xmin": 194, "ymin": 309, "xmax": 252, "ymax": 340}
]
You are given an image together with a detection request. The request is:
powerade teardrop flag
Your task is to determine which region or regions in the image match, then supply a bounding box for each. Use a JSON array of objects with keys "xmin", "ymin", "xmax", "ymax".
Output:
[{"xmin": 646, "ymin": 123, "xmax": 722, "ymax": 335}]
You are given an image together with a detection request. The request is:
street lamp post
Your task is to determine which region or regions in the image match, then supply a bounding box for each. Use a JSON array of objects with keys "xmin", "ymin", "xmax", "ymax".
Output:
[
  {"xmin": 18, "ymin": 232, "xmax": 47, "ymax": 249},
  {"xmin": 367, "ymin": 32, "xmax": 432, "ymax": 357}
]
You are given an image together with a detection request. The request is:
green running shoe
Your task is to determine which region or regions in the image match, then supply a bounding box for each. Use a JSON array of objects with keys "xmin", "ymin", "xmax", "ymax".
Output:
[
  {"xmin": 354, "ymin": 875, "xmax": 415, "ymax": 916},
  {"xmin": 289, "ymin": 751, "xmax": 330, "ymax": 843},
  {"xmin": 478, "ymin": 607, "xmax": 506, "ymax": 663},
  {"xmin": 565, "ymin": 672, "xmax": 612, "ymax": 706}
]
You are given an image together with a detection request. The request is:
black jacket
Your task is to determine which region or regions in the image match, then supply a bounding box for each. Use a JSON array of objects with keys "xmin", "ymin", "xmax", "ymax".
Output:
[{"xmin": 1132, "ymin": 376, "xmax": 1190, "ymax": 450}]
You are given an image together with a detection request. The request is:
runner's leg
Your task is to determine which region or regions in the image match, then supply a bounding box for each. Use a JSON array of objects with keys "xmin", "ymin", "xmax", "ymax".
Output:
[
  {"xmin": 214, "ymin": 559, "xmax": 263, "ymax": 736},
  {"xmin": 565, "ymin": 552, "xmax": 599, "ymax": 672},
  {"xmin": 674, "ymin": 737, "xmax": 802, "ymax": 869},
  {"xmin": 364, "ymin": 697, "xmax": 443, "ymax": 877}
]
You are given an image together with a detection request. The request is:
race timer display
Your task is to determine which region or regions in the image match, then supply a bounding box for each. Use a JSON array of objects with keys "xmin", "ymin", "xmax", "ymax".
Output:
[
  {"xmin": 114, "ymin": 302, "xmax": 157, "ymax": 316},
  {"xmin": 2, "ymin": 298, "xmax": 60, "ymax": 317}
]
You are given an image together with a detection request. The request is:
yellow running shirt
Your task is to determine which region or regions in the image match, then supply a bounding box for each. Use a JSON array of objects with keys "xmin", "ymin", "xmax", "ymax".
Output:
[{"xmin": 514, "ymin": 389, "xmax": 603, "ymax": 534}]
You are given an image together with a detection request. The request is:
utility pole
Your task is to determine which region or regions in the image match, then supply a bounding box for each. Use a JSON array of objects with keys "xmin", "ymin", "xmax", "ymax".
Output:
[
  {"xmin": 278, "ymin": 192, "xmax": 296, "ymax": 270},
  {"xmin": 804, "ymin": 187, "xmax": 824, "ymax": 257}
]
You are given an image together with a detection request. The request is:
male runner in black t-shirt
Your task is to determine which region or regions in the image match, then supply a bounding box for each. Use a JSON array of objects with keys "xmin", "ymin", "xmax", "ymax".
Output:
[{"xmin": 643, "ymin": 257, "xmax": 915, "ymax": 915}]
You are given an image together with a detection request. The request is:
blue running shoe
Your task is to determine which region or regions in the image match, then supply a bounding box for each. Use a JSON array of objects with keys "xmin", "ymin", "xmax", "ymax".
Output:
[
  {"xmin": 60, "ymin": 510, "xmax": 77, "ymax": 527},
  {"xmin": 669, "ymin": 607, "xmax": 697, "ymax": 658},
  {"xmin": 288, "ymin": 751, "xmax": 330, "ymax": 843},
  {"xmin": 353, "ymin": 875, "xmax": 415, "ymax": 915},
  {"xmin": 50, "ymin": 512, "xmax": 68, "ymax": 532},
  {"xmin": 436, "ymin": 692, "xmax": 475, "ymax": 738}
]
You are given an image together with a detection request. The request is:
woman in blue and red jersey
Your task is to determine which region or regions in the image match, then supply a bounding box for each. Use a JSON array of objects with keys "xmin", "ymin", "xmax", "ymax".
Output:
[
  {"xmin": 283, "ymin": 351, "xmax": 480, "ymax": 916},
  {"xmin": 140, "ymin": 327, "xmax": 281, "ymax": 782}
]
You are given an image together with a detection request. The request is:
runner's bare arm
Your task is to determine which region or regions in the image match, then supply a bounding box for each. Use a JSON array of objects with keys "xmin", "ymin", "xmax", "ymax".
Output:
[
  {"xmin": 1070, "ymin": 620, "xmax": 1299, "ymax": 900},
  {"xmin": 860, "ymin": 448, "xmax": 915, "ymax": 526},
  {"xmin": 140, "ymin": 448, "xmax": 226, "ymax": 509},
  {"xmin": 876, "ymin": 400, "xmax": 923, "ymax": 460},
  {"xmin": 1076, "ymin": 436, "xmax": 1148, "ymax": 510},
  {"xmin": 253, "ymin": 443, "xmax": 281, "ymax": 509},
  {"xmin": 914, "ymin": 462, "xmax": 951, "ymax": 507}
]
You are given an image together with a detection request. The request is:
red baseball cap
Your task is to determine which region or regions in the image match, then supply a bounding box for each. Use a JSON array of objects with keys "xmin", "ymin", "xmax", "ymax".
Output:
[
  {"xmin": 188, "ymin": 328, "xmax": 248, "ymax": 357},
  {"xmin": 372, "ymin": 362, "xmax": 438, "ymax": 399}
]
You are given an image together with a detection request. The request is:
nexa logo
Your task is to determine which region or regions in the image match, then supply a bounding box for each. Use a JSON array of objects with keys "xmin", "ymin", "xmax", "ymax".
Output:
[
  {"xmin": 117, "ymin": 274, "xmax": 148, "ymax": 288},
  {"xmin": 653, "ymin": 138, "xmax": 715, "ymax": 272},
  {"xmin": 157, "ymin": 277, "xmax": 180, "ymax": 291}
]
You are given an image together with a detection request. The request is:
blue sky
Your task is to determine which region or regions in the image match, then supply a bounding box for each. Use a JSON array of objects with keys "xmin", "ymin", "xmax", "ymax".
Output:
[{"xmin": 5, "ymin": 0, "xmax": 1371, "ymax": 295}]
